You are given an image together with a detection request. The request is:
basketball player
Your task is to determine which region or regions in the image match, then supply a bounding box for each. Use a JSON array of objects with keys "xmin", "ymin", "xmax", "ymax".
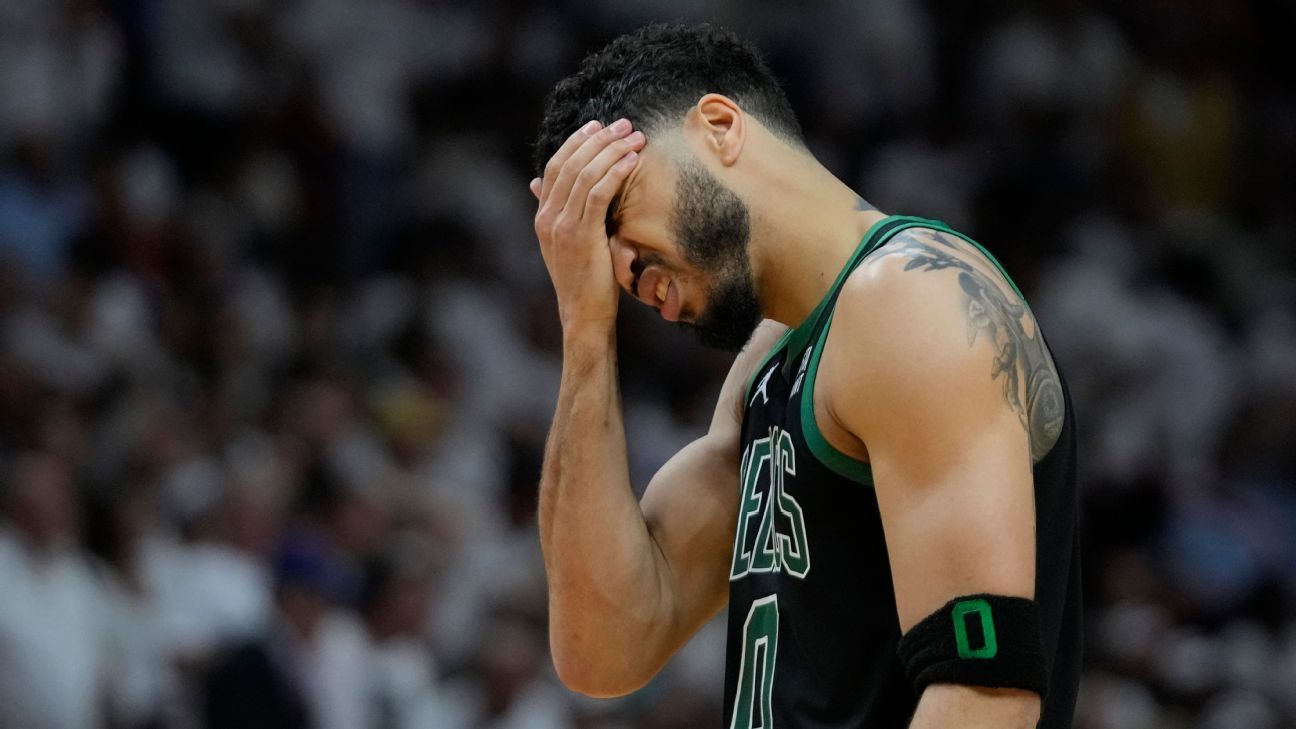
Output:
[{"xmin": 528, "ymin": 23, "xmax": 1080, "ymax": 729}]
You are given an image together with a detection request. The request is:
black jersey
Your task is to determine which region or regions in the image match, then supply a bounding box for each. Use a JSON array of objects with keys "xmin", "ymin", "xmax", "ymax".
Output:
[{"xmin": 722, "ymin": 216, "xmax": 1081, "ymax": 728}]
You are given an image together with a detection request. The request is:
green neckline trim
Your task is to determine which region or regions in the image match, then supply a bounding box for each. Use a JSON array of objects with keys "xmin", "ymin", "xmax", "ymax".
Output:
[
  {"xmin": 782, "ymin": 215, "xmax": 902, "ymax": 371},
  {"xmin": 743, "ymin": 215, "xmax": 904, "ymax": 404},
  {"xmin": 799, "ymin": 309, "xmax": 875, "ymax": 486},
  {"xmin": 750, "ymin": 216, "xmax": 1025, "ymax": 385}
]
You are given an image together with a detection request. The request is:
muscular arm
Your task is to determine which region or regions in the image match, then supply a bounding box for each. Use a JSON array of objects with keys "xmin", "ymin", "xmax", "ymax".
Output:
[
  {"xmin": 540, "ymin": 321, "xmax": 783, "ymax": 696},
  {"xmin": 820, "ymin": 228, "xmax": 1061, "ymax": 728},
  {"xmin": 530, "ymin": 115, "xmax": 791, "ymax": 696}
]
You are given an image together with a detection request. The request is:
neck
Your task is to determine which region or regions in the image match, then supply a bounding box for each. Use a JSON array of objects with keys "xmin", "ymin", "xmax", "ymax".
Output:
[{"xmin": 743, "ymin": 145, "xmax": 886, "ymax": 329}]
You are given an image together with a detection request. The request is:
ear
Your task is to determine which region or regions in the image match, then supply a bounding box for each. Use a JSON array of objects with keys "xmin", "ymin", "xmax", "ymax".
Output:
[{"xmin": 689, "ymin": 93, "xmax": 745, "ymax": 167}]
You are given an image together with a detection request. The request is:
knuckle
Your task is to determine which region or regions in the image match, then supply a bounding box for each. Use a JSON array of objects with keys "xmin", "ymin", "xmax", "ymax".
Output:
[
  {"xmin": 577, "ymin": 167, "xmax": 599, "ymax": 186},
  {"xmin": 554, "ymin": 217, "xmax": 577, "ymax": 239}
]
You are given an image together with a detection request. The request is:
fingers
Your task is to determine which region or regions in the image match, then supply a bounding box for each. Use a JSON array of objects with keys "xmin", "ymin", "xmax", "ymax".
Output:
[
  {"xmin": 584, "ymin": 151, "xmax": 638, "ymax": 224},
  {"xmin": 529, "ymin": 177, "xmax": 541, "ymax": 200},
  {"xmin": 562, "ymin": 129, "xmax": 644, "ymax": 222},
  {"xmin": 541, "ymin": 119, "xmax": 637, "ymax": 217},
  {"xmin": 538, "ymin": 146, "xmax": 638, "ymax": 252},
  {"xmin": 539, "ymin": 119, "xmax": 602, "ymax": 204}
]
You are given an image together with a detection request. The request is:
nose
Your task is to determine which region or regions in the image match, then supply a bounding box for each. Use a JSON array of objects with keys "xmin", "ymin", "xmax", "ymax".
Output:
[{"xmin": 609, "ymin": 236, "xmax": 639, "ymax": 296}]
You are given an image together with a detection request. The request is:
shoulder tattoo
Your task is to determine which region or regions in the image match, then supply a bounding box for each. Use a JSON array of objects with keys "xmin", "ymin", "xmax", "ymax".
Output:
[{"xmin": 873, "ymin": 229, "xmax": 1064, "ymax": 462}]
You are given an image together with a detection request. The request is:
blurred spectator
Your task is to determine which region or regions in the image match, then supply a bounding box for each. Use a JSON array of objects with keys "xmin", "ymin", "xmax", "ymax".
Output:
[
  {"xmin": 0, "ymin": 137, "xmax": 90, "ymax": 286},
  {"xmin": 0, "ymin": 452, "xmax": 108, "ymax": 729},
  {"xmin": 359, "ymin": 540, "xmax": 443, "ymax": 729},
  {"xmin": 440, "ymin": 611, "xmax": 572, "ymax": 729},
  {"xmin": 204, "ymin": 533, "xmax": 365, "ymax": 729},
  {"xmin": 85, "ymin": 488, "xmax": 172, "ymax": 729}
]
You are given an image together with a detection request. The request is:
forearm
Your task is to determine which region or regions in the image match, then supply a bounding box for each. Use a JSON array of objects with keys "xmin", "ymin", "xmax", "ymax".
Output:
[
  {"xmin": 539, "ymin": 327, "xmax": 669, "ymax": 692},
  {"xmin": 908, "ymin": 685, "xmax": 1040, "ymax": 729}
]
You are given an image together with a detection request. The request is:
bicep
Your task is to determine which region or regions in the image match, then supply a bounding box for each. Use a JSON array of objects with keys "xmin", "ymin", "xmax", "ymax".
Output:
[
  {"xmin": 823, "ymin": 235, "xmax": 1045, "ymax": 724},
  {"xmin": 824, "ymin": 251, "xmax": 1037, "ymax": 632},
  {"xmin": 868, "ymin": 404, "xmax": 1036, "ymax": 631}
]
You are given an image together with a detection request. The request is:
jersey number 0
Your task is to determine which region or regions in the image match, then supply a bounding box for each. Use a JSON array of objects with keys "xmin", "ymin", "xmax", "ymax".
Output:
[{"xmin": 729, "ymin": 595, "xmax": 779, "ymax": 729}]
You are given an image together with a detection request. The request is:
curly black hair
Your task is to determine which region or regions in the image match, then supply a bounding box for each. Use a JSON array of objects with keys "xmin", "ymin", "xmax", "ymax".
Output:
[{"xmin": 532, "ymin": 23, "xmax": 803, "ymax": 176}]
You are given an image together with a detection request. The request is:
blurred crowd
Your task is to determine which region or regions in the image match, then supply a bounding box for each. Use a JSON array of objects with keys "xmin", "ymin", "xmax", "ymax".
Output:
[{"xmin": 0, "ymin": 1, "xmax": 1293, "ymax": 728}]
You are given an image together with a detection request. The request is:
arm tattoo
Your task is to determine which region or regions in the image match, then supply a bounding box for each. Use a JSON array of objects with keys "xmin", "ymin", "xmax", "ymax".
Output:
[{"xmin": 878, "ymin": 230, "xmax": 1064, "ymax": 462}]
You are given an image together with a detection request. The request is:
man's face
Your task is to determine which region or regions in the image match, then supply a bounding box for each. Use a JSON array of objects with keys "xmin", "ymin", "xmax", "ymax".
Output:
[{"xmin": 608, "ymin": 146, "xmax": 762, "ymax": 352}]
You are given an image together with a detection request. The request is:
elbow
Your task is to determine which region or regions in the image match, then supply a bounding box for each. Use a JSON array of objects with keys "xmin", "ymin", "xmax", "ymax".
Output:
[
  {"xmin": 546, "ymin": 583, "xmax": 670, "ymax": 697},
  {"xmin": 550, "ymin": 642, "xmax": 654, "ymax": 699},
  {"xmin": 553, "ymin": 662, "xmax": 635, "ymax": 699}
]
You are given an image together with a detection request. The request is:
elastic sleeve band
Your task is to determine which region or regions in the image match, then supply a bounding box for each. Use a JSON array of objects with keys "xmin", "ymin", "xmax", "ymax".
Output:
[{"xmin": 896, "ymin": 594, "xmax": 1049, "ymax": 697}]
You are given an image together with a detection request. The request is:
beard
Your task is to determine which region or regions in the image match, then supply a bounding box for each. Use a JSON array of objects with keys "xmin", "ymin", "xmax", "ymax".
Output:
[{"xmin": 670, "ymin": 158, "xmax": 763, "ymax": 353}]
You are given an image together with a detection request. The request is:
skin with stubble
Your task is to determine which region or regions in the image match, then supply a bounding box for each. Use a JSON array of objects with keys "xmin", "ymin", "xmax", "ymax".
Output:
[{"xmin": 665, "ymin": 158, "xmax": 763, "ymax": 352}]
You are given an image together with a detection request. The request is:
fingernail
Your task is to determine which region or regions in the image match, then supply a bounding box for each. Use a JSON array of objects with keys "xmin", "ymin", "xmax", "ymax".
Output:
[
  {"xmin": 582, "ymin": 120, "xmax": 601, "ymax": 134},
  {"xmin": 624, "ymin": 151, "xmax": 638, "ymax": 163},
  {"xmin": 629, "ymin": 130, "xmax": 645, "ymax": 143},
  {"xmin": 611, "ymin": 118, "xmax": 631, "ymax": 134}
]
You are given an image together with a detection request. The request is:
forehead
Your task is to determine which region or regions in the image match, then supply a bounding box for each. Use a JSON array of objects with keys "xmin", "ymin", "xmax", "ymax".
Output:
[{"xmin": 610, "ymin": 145, "xmax": 678, "ymax": 234}]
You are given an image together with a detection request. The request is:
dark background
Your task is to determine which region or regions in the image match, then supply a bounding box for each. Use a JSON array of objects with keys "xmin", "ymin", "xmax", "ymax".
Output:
[{"xmin": 0, "ymin": 1, "xmax": 1294, "ymax": 728}]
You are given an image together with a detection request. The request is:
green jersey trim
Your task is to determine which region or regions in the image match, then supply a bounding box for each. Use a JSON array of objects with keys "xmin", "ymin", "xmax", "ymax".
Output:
[
  {"xmin": 745, "ymin": 214, "xmax": 1031, "ymax": 487},
  {"xmin": 783, "ymin": 216, "xmax": 969, "ymax": 377},
  {"xmin": 799, "ymin": 308, "xmax": 875, "ymax": 486},
  {"xmin": 781, "ymin": 218, "xmax": 888, "ymax": 377},
  {"xmin": 741, "ymin": 215, "xmax": 894, "ymax": 406},
  {"xmin": 791, "ymin": 216, "xmax": 1030, "ymax": 488}
]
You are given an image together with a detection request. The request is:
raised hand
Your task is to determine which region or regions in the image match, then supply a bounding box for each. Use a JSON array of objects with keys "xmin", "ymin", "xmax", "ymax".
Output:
[{"xmin": 530, "ymin": 119, "xmax": 646, "ymax": 336}]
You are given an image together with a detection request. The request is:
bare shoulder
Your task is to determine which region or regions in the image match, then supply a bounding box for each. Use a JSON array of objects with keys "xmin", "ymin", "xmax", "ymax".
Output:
[{"xmin": 826, "ymin": 226, "xmax": 1065, "ymax": 463}]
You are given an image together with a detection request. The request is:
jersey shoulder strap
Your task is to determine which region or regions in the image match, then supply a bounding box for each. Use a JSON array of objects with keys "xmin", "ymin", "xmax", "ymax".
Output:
[{"xmin": 742, "ymin": 215, "xmax": 1030, "ymax": 405}]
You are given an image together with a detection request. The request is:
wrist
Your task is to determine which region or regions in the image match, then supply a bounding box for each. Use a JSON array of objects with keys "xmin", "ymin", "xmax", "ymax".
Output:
[{"xmin": 562, "ymin": 319, "xmax": 617, "ymax": 350}]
